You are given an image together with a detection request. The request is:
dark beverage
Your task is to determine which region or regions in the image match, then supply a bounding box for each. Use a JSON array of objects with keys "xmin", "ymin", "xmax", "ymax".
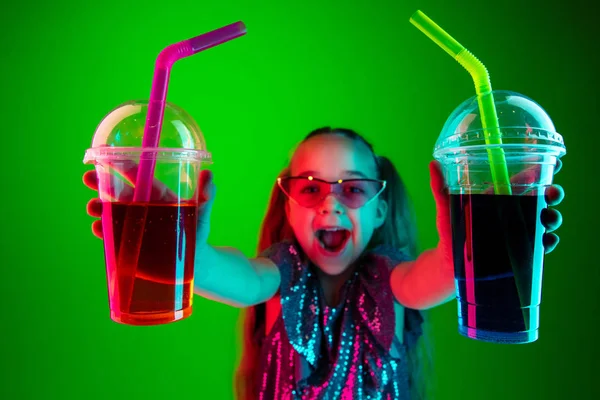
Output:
[
  {"xmin": 102, "ymin": 202, "xmax": 198, "ymax": 325},
  {"xmin": 450, "ymin": 193, "xmax": 547, "ymax": 343}
]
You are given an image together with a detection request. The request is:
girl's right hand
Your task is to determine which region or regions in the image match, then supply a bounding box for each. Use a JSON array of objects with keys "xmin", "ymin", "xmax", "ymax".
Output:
[
  {"xmin": 83, "ymin": 170, "xmax": 104, "ymax": 239},
  {"xmin": 82, "ymin": 169, "xmax": 216, "ymax": 245}
]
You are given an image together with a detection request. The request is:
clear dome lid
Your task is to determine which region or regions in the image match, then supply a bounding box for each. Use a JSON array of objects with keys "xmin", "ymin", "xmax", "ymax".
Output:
[
  {"xmin": 84, "ymin": 100, "xmax": 211, "ymax": 163},
  {"xmin": 433, "ymin": 90, "xmax": 566, "ymax": 158}
]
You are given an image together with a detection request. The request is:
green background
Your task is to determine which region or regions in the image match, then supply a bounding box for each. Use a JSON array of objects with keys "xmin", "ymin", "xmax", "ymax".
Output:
[{"xmin": 1, "ymin": 0, "xmax": 597, "ymax": 398}]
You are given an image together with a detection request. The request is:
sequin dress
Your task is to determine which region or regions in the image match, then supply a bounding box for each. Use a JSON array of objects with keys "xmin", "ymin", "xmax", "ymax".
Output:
[{"xmin": 256, "ymin": 240, "xmax": 424, "ymax": 400}]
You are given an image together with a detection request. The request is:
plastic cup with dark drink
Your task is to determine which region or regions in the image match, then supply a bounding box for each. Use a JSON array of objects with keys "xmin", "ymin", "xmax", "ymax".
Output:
[
  {"xmin": 409, "ymin": 10, "xmax": 566, "ymax": 343},
  {"xmin": 434, "ymin": 91, "xmax": 566, "ymax": 343},
  {"xmin": 83, "ymin": 22, "xmax": 246, "ymax": 325}
]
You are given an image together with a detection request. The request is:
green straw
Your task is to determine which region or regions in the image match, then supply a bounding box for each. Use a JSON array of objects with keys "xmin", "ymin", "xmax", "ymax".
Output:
[
  {"xmin": 410, "ymin": 10, "xmax": 534, "ymax": 335},
  {"xmin": 410, "ymin": 10, "xmax": 512, "ymax": 196}
]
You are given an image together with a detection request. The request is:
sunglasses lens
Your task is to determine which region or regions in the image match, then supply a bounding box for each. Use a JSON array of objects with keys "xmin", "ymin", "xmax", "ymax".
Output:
[
  {"xmin": 280, "ymin": 178, "xmax": 384, "ymax": 208},
  {"xmin": 338, "ymin": 180, "xmax": 384, "ymax": 208},
  {"xmin": 280, "ymin": 178, "xmax": 326, "ymax": 207}
]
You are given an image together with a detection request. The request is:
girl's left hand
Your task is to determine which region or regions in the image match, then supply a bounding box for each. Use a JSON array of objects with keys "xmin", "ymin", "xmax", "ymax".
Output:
[{"xmin": 429, "ymin": 160, "xmax": 565, "ymax": 265}]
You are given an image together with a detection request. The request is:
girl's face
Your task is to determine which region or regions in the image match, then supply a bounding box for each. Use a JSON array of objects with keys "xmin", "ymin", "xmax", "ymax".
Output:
[{"xmin": 286, "ymin": 134, "xmax": 387, "ymax": 276}]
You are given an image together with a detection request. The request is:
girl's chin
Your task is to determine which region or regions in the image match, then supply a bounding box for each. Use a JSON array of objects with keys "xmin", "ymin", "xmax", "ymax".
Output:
[
  {"xmin": 309, "ymin": 243, "xmax": 354, "ymax": 276},
  {"xmin": 315, "ymin": 263, "xmax": 352, "ymax": 277}
]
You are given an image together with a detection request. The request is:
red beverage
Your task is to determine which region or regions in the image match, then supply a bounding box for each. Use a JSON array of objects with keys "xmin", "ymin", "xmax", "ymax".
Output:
[{"xmin": 101, "ymin": 202, "xmax": 198, "ymax": 325}]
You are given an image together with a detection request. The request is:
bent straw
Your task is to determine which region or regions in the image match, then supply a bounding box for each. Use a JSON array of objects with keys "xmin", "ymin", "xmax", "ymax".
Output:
[
  {"xmin": 118, "ymin": 22, "xmax": 246, "ymax": 314},
  {"xmin": 134, "ymin": 21, "xmax": 247, "ymax": 201},
  {"xmin": 410, "ymin": 10, "xmax": 511, "ymax": 195},
  {"xmin": 409, "ymin": 11, "xmax": 533, "ymax": 334}
]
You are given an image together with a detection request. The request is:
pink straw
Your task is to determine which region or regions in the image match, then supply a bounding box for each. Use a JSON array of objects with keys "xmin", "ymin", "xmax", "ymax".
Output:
[
  {"xmin": 134, "ymin": 21, "xmax": 247, "ymax": 201},
  {"xmin": 118, "ymin": 22, "xmax": 246, "ymax": 314}
]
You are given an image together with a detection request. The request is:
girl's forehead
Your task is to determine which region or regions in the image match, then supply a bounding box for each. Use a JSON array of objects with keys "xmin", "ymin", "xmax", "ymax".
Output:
[{"xmin": 290, "ymin": 135, "xmax": 378, "ymax": 177}]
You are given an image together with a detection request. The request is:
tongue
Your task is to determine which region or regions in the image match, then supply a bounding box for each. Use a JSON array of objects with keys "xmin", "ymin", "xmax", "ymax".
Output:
[{"xmin": 322, "ymin": 230, "xmax": 346, "ymax": 249}]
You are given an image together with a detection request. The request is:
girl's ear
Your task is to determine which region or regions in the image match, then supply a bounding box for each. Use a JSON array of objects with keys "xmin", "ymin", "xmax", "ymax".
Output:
[{"xmin": 374, "ymin": 199, "xmax": 387, "ymax": 229}]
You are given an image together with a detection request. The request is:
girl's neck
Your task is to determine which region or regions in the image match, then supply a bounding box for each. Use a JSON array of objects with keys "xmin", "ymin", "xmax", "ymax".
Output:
[{"xmin": 315, "ymin": 263, "xmax": 358, "ymax": 307}]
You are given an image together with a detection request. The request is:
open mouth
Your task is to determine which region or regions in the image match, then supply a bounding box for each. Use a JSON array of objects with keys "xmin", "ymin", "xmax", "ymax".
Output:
[{"xmin": 316, "ymin": 228, "xmax": 351, "ymax": 254}]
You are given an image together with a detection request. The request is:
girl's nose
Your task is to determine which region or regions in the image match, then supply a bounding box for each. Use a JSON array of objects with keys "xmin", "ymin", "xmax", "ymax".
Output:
[{"xmin": 318, "ymin": 194, "xmax": 344, "ymax": 215}]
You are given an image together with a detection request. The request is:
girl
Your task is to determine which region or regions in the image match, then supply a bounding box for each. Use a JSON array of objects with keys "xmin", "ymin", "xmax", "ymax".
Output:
[{"xmin": 83, "ymin": 127, "xmax": 564, "ymax": 399}]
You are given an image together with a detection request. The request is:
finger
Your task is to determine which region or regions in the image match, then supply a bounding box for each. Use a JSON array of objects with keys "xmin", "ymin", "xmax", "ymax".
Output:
[
  {"xmin": 482, "ymin": 185, "xmax": 495, "ymax": 195},
  {"xmin": 508, "ymin": 160, "xmax": 562, "ymax": 187},
  {"xmin": 197, "ymin": 189, "xmax": 215, "ymax": 227},
  {"xmin": 106, "ymin": 159, "xmax": 138, "ymax": 184},
  {"xmin": 83, "ymin": 170, "xmax": 98, "ymax": 191},
  {"xmin": 543, "ymin": 233, "xmax": 560, "ymax": 254},
  {"xmin": 510, "ymin": 165, "xmax": 540, "ymax": 186},
  {"xmin": 196, "ymin": 170, "xmax": 216, "ymax": 243},
  {"xmin": 554, "ymin": 159, "xmax": 563, "ymax": 175},
  {"xmin": 95, "ymin": 178, "xmax": 134, "ymax": 202},
  {"xmin": 106, "ymin": 160, "xmax": 178, "ymax": 202},
  {"xmin": 92, "ymin": 220, "xmax": 104, "ymax": 240},
  {"xmin": 93, "ymin": 176, "xmax": 177, "ymax": 203},
  {"xmin": 541, "ymin": 208, "xmax": 563, "ymax": 232},
  {"xmin": 480, "ymin": 164, "xmax": 540, "ymax": 195},
  {"xmin": 86, "ymin": 198, "xmax": 103, "ymax": 218},
  {"xmin": 198, "ymin": 169, "xmax": 215, "ymax": 203},
  {"xmin": 150, "ymin": 180, "xmax": 179, "ymax": 203},
  {"xmin": 429, "ymin": 161, "xmax": 452, "ymax": 243},
  {"xmin": 89, "ymin": 169, "xmax": 133, "ymax": 201},
  {"xmin": 545, "ymin": 184, "xmax": 565, "ymax": 206},
  {"xmin": 429, "ymin": 161, "xmax": 448, "ymax": 209}
]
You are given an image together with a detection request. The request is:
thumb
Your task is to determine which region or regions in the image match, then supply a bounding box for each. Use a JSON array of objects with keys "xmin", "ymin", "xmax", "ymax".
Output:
[
  {"xmin": 196, "ymin": 169, "xmax": 216, "ymax": 246},
  {"xmin": 429, "ymin": 161, "xmax": 453, "ymax": 260},
  {"xmin": 429, "ymin": 160, "xmax": 449, "ymax": 214}
]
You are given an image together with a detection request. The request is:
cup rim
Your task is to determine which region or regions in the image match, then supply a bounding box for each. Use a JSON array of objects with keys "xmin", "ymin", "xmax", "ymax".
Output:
[
  {"xmin": 83, "ymin": 146, "xmax": 212, "ymax": 164},
  {"xmin": 433, "ymin": 143, "xmax": 567, "ymax": 159}
]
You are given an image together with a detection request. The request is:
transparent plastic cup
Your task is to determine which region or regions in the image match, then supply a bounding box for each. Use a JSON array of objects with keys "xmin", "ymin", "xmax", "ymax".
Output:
[
  {"xmin": 83, "ymin": 100, "xmax": 211, "ymax": 325},
  {"xmin": 434, "ymin": 90, "xmax": 566, "ymax": 344}
]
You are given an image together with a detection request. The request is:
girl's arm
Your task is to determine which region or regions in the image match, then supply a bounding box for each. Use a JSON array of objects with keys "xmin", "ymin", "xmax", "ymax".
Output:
[
  {"xmin": 389, "ymin": 161, "xmax": 456, "ymax": 310},
  {"xmin": 193, "ymin": 245, "xmax": 281, "ymax": 308},
  {"xmin": 190, "ymin": 170, "xmax": 280, "ymax": 308},
  {"xmin": 389, "ymin": 246, "xmax": 455, "ymax": 310}
]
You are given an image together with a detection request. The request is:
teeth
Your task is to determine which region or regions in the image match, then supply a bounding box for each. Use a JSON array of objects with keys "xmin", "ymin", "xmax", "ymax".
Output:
[{"xmin": 315, "ymin": 228, "xmax": 349, "ymax": 243}]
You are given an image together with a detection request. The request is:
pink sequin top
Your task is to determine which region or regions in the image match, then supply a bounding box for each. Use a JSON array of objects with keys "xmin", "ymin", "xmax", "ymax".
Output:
[{"xmin": 256, "ymin": 240, "xmax": 424, "ymax": 400}]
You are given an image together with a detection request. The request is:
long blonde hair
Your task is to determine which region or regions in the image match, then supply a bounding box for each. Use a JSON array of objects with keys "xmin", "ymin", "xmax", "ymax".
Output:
[{"xmin": 235, "ymin": 127, "xmax": 429, "ymax": 399}]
